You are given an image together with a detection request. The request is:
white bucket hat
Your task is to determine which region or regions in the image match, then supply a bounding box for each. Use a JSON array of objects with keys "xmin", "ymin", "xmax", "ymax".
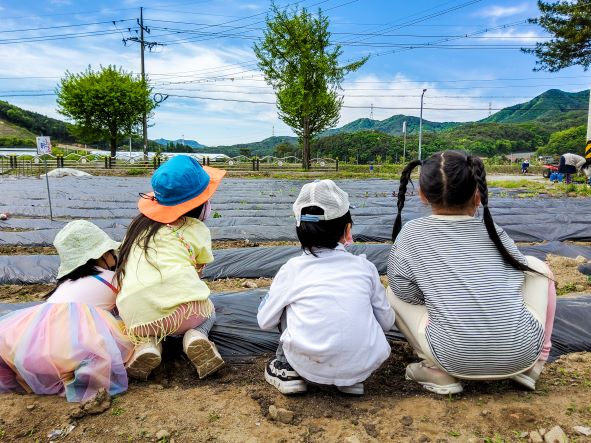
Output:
[
  {"xmin": 54, "ymin": 220, "xmax": 120, "ymax": 279},
  {"xmin": 293, "ymin": 179, "xmax": 350, "ymax": 226}
]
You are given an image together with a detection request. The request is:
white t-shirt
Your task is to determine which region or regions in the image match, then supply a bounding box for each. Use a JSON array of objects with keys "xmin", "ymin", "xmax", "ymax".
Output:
[
  {"xmin": 257, "ymin": 244, "xmax": 394, "ymax": 386},
  {"xmin": 47, "ymin": 268, "xmax": 117, "ymax": 311}
]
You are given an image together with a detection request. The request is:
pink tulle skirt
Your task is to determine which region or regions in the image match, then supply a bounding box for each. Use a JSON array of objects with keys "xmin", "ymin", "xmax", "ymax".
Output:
[{"xmin": 0, "ymin": 303, "xmax": 134, "ymax": 402}]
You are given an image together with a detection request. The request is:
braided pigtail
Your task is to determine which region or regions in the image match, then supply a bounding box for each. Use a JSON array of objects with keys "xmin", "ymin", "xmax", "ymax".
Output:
[
  {"xmin": 471, "ymin": 156, "xmax": 544, "ymax": 276},
  {"xmin": 392, "ymin": 159, "xmax": 422, "ymax": 242}
]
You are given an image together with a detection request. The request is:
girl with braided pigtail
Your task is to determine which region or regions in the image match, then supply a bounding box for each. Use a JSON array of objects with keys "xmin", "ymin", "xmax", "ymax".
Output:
[{"xmin": 387, "ymin": 151, "xmax": 556, "ymax": 395}]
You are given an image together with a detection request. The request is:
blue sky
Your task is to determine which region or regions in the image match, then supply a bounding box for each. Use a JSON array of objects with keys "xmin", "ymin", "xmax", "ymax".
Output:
[{"xmin": 0, "ymin": 0, "xmax": 590, "ymax": 146}]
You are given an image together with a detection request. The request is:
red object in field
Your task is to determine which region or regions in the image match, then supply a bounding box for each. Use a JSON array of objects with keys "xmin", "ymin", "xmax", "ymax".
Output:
[{"xmin": 542, "ymin": 164, "xmax": 558, "ymax": 178}]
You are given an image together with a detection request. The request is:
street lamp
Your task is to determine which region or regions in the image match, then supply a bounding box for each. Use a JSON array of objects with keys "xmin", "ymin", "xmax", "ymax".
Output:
[{"xmin": 418, "ymin": 89, "xmax": 427, "ymax": 161}]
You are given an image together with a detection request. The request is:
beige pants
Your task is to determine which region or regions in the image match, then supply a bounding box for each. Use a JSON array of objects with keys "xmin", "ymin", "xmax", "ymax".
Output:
[{"xmin": 387, "ymin": 256, "xmax": 551, "ymax": 380}]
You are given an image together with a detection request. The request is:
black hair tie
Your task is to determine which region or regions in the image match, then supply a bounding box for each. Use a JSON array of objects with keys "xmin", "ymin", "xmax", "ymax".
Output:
[{"xmin": 139, "ymin": 192, "xmax": 156, "ymax": 201}]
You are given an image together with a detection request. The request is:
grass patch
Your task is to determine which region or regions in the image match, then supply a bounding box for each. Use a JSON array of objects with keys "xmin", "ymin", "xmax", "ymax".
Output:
[
  {"xmin": 125, "ymin": 168, "xmax": 148, "ymax": 176},
  {"xmin": 489, "ymin": 179, "xmax": 591, "ymax": 198}
]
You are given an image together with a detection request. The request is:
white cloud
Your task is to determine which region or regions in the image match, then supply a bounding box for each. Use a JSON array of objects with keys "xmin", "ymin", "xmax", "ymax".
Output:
[
  {"xmin": 478, "ymin": 4, "xmax": 528, "ymax": 18},
  {"xmin": 336, "ymin": 73, "xmax": 519, "ymax": 125},
  {"xmin": 479, "ymin": 29, "xmax": 542, "ymax": 43}
]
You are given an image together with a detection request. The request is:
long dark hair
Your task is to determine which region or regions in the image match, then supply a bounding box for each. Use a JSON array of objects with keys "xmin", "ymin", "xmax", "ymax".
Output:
[
  {"xmin": 296, "ymin": 206, "xmax": 352, "ymax": 257},
  {"xmin": 45, "ymin": 258, "xmax": 105, "ymax": 298},
  {"xmin": 114, "ymin": 203, "xmax": 205, "ymax": 288},
  {"xmin": 393, "ymin": 151, "xmax": 542, "ymax": 275}
]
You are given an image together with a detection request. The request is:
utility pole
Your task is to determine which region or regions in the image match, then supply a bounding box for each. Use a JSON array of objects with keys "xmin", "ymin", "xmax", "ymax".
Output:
[
  {"xmin": 370, "ymin": 104, "xmax": 374, "ymax": 120},
  {"xmin": 488, "ymin": 101, "xmax": 492, "ymax": 117},
  {"xmin": 139, "ymin": 7, "xmax": 148, "ymax": 159},
  {"xmin": 586, "ymin": 88, "xmax": 591, "ymax": 160},
  {"xmin": 402, "ymin": 120, "xmax": 407, "ymax": 164},
  {"xmin": 123, "ymin": 8, "xmax": 162, "ymax": 160},
  {"xmin": 418, "ymin": 89, "xmax": 427, "ymax": 161}
]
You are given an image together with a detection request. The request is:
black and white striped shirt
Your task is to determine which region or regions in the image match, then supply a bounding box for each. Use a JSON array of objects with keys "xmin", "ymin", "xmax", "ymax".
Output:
[{"xmin": 388, "ymin": 215, "xmax": 544, "ymax": 377}]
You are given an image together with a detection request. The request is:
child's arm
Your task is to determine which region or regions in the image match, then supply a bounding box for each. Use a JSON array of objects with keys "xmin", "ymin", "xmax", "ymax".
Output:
[
  {"xmin": 257, "ymin": 265, "xmax": 291, "ymax": 330},
  {"xmin": 387, "ymin": 248, "xmax": 425, "ymax": 305},
  {"xmin": 368, "ymin": 262, "xmax": 395, "ymax": 331}
]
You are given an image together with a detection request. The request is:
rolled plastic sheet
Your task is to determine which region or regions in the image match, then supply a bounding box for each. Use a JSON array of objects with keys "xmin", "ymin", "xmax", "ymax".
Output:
[
  {"xmin": 0, "ymin": 290, "xmax": 589, "ymax": 362},
  {"xmin": 2, "ymin": 242, "xmax": 590, "ymax": 285}
]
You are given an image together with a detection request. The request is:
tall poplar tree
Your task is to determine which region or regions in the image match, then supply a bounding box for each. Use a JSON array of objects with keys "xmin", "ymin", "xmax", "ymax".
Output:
[{"xmin": 254, "ymin": 4, "xmax": 367, "ymax": 169}]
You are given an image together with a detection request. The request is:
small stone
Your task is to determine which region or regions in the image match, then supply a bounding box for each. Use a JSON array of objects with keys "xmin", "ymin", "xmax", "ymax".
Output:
[
  {"xmin": 26, "ymin": 404, "xmax": 35, "ymax": 411},
  {"xmin": 363, "ymin": 423, "xmax": 379, "ymax": 438},
  {"xmin": 156, "ymin": 430, "xmax": 171, "ymax": 440},
  {"xmin": 344, "ymin": 436, "xmax": 361, "ymax": 443},
  {"xmin": 308, "ymin": 426, "xmax": 323, "ymax": 434},
  {"xmin": 539, "ymin": 428, "xmax": 547, "ymax": 436},
  {"xmin": 70, "ymin": 388, "xmax": 111, "ymax": 418},
  {"xmin": 242, "ymin": 280, "xmax": 258, "ymax": 289},
  {"xmin": 480, "ymin": 409, "xmax": 490, "ymax": 417},
  {"xmin": 543, "ymin": 426, "xmax": 567, "ymax": 443},
  {"xmin": 400, "ymin": 415, "xmax": 413, "ymax": 426},
  {"xmin": 529, "ymin": 431, "xmax": 544, "ymax": 443},
  {"xmin": 418, "ymin": 436, "xmax": 431, "ymax": 443},
  {"xmin": 519, "ymin": 432, "xmax": 529, "ymax": 438},
  {"xmin": 574, "ymin": 426, "xmax": 591, "ymax": 436},
  {"xmin": 0, "ymin": 213, "xmax": 8, "ymax": 221},
  {"xmin": 268, "ymin": 405, "xmax": 294, "ymax": 424},
  {"xmin": 149, "ymin": 384, "xmax": 164, "ymax": 390}
]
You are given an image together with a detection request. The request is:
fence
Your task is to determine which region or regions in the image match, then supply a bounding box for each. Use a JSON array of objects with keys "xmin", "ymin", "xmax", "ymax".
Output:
[{"xmin": 0, "ymin": 153, "xmax": 339, "ymax": 176}]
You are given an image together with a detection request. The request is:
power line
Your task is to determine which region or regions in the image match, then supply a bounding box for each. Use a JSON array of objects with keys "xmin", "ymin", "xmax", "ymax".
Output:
[
  {"xmin": 0, "ymin": 29, "xmax": 124, "ymax": 45},
  {"xmin": 157, "ymin": 92, "xmax": 588, "ymax": 111},
  {"xmin": 0, "ymin": 19, "xmax": 133, "ymax": 34}
]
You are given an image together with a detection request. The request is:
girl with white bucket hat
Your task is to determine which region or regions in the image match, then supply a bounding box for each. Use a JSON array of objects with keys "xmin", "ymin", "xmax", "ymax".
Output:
[{"xmin": 0, "ymin": 220, "xmax": 134, "ymax": 402}]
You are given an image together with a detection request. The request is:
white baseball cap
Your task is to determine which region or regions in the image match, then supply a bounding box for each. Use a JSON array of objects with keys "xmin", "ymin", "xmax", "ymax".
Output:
[{"xmin": 293, "ymin": 180, "xmax": 350, "ymax": 226}]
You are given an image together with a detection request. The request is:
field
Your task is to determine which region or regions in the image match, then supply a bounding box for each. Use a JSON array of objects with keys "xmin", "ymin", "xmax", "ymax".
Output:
[
  {"xmin": 0, "ymin": 173, "xmax": 590, "ymax": 442},
  {"xmin": 0, "ymin": 118, "xmax": 36, "ymax": 140}
]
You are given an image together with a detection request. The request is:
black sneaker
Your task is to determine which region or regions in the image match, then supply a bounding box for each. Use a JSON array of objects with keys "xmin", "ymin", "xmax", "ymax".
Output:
[{"xmin": 264, "ymin": 358, "xmax": 307, "ymax": 394}]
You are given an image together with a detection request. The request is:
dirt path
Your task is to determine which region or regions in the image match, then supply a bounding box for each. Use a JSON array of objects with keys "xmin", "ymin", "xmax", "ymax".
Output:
[{"xmin": 0, "ymin": 346, "xmax": 590, "ymax": 442}]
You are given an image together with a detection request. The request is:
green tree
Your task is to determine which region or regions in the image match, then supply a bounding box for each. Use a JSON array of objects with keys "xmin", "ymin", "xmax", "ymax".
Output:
[
  {"xmin": 254, "ymin": 4, "xmax": 367, "ymax": 169},
  {"xmin": 56, "ymin": 65, "xmax": 156, "ymax": 157},
  {"xmin": 538, "ymin": 125, "xmax": 586, "ymax": 155},
  {"xmin": 524, "ymin": 0, "xmax": 591, "ymax": 71},
  {"xmin": 274, "ymin": 141, "xmax": 297, "ymax": 157},
  {"xmin": 239, "ymin": 147, "xmax": 252, "ymax": 157}
]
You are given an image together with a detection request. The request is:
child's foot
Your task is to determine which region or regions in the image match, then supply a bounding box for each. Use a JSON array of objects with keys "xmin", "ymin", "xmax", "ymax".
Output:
[
  {"xmin": 126, "ymin": 339, "xmax": 162, "ymax": 381},
  {"xmin": 511, "ymin": 360, "xmax": 545, "ymax": 391},
  {"xmin": 405, "ymin": 361, "xmax": 463, "ymax": 395},
  {"xmin": 265, "ymin": 358, "xmax": 307, "ymax": 395},
  {"xmin": 337, "ymin": 383, "xmax": 364, "ymax": 395},
  {"xmin": 183, "ymin": 330, "xmax": 224, "ymax": 379}
]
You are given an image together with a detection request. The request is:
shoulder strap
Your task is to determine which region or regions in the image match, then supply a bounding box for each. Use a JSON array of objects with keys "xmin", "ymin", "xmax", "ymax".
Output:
[{"xmin": 92, "ymin": 274, "xmax": 119, "ymax": 294}]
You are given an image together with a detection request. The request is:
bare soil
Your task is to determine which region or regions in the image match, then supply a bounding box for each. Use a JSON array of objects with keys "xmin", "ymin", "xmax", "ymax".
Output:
[
  {"xmin": 1, "ymin": 241, "xmax": 590, "ymax": 442},
  {"xmin": 0, "ymin": 245, "xmax": 57, "ymax": 255},
  {"xmin": 0, "ymin": 345, "xmax": 590, "ymax": 442},
  {"xmin": 546, "ymin": 254, "xmax": 591, "ymax": 296}
]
